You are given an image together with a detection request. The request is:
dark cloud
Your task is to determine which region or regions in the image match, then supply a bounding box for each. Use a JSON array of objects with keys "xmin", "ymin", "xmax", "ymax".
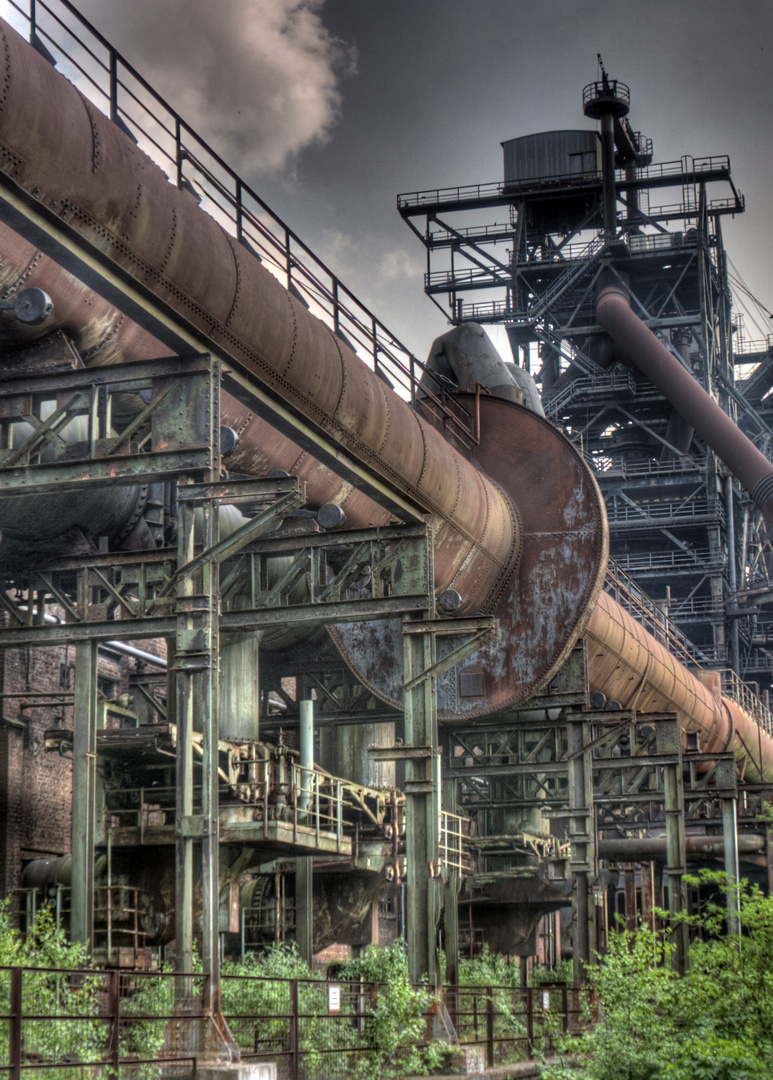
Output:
[{"xmin": 73, "ymin": 0, "xmax": 357, "ymax": 173}]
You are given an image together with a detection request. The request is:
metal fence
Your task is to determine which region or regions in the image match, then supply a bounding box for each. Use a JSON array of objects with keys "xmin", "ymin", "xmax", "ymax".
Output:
[{"xmin": 0, "ymin": 965, "xmax": 590, "ymax": 1079}]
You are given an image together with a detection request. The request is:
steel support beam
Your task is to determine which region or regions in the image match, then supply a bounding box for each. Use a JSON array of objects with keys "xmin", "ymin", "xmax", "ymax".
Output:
[
  {"xmin": 664, "ymin": 759, "xmax": 688, "ymax": 972},
  {"xmin": 70, "ymin": 638, "xmax": 98, "ymax": 950},
  {"xmin": 722, "ymin": 797, "xmax": 740, "ymax": 935},
  {"xmin": 295, "ymin": 859, "xmax": 314, "ymax": 968},
  {"xmin": 442, "ymin": 775, "xmax": 461, "ymax": 1024},
  {"xmin": 568, "ymin": 715, "xmax": 594, "ymax": 989},
  {"xmin": 654, "ymin": 717, "xmax": 688, "ymax": 971},
  {"xmin": 403, "ymin": 618, "xmax": 440, "ymax": 985},
  {"xmin": 624, "ymin": 866, "xmax": 637, "ymax": 934}
]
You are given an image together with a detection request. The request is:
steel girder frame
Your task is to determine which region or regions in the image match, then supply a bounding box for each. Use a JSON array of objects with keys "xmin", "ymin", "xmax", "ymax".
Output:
[{"xmin": 0, "ymin": 354, "xmax": 443, "ymax": 1059}]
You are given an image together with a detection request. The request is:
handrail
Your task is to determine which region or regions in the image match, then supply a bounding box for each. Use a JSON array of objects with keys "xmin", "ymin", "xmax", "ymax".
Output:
[
  {"xmin": 720, "ymin": 669, "xmax": 773, "ymax": 737},
  {"xmin": 398, "ymin": 156, "xmax": 733, "ymax": 211},
  {"xmin": 0, "ymin": 0, "xmax": 483, "ymax": 430},
  {"xmin": 604, "ymin": 560, "xmax": 714, "ymax": 668}
]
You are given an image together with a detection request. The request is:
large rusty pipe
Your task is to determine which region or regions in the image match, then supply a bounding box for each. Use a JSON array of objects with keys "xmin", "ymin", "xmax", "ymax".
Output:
[
  {"xmin": 0, "ymin": 18, "xmax": 517, "ymax": 616},
  {"xmin": 598, "ymin": 833, "xmax": 765, "ymax": 862},
  {"xmin": 596, "ymin": 283, "xmax": 773, "ymax": 522},
  {"xmin": 0, "ymin": 17, "xmax": 618, "ymax": 725},
  {"xmin": 1, "ymin": 14, "xmax": 773, "ymax": 775},
  {"xmin": 585, "ymin": 593, "xmax": 773, "ymax": 782}
]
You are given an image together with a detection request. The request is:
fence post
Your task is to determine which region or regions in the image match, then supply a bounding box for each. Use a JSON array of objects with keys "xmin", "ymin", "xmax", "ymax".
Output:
[
  {"xmin": 526, "ymin": 989, "xmax": 534, "ymax": 1059},
  {"xmin": 108, "ymin": 48, "xmax": 118, "ymax": 124},
  {"xmin": 485, "ymin": 986, "xmax": 494, "ymax": 1069},
  {"xmin": 9, "ymin": 967, "xmax": 22, "ymax": 1080},
  {"xmin": 289, "ymin": 979, "xmax": 299, "ymax": 1080},
  {"xmin": 562, "ymin": 985, "xmax": 568, "ymax": 1035},
  {"xmin": 107, "ymin": 968, "xmax": 120, "ymax": 1072}
]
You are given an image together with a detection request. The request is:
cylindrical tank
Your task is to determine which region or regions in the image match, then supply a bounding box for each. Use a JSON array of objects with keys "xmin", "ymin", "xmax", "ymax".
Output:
[
  {"xmin": 502, "ymin": 130, "xmax": 600, "ymax": 185},
  {"xmin": 0, "ymin": 408, "xmax": 150, "ymax": 555}
]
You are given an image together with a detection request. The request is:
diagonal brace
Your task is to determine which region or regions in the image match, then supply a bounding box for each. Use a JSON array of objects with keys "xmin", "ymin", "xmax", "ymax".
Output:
[
  {"xmin": 160, "ymin": 486, "xmax": 305, "ymax": 595},
  {"xmin": 1, "ymin": 390, "xmax": 88, "ymax": 467},
  {"xmin": 403, "ymin": 616, "xmax": 499, "ymax": 690}
]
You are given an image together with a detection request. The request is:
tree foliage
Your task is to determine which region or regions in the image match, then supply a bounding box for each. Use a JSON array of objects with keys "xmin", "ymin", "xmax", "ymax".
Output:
[{"xmin": 541, "ymin": 870, "xmax": 773, "ymax": 1080}]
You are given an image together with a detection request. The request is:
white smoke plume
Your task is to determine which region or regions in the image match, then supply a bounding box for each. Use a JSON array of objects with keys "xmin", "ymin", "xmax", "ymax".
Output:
[{"xmin": 73, "ymin": 0, "xmax": 356, "ymax": 173}]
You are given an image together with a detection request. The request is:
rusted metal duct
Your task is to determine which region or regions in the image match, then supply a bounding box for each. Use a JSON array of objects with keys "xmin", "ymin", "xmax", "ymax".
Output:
[
  {"xmin": 0, "ymin": 17, "xmax": 517, "ymax": 614},
  {"xmin": 0, "ymin": 16, "xmax": 611, "ymax": 722},
  {"xmin": 585, "ymin": 593, "xmax": 773, "ymax": 782},
  {"xmin": 598, "ymin": 833, "xmax": 765, "ymax": 862},
  {"xmin": 596, "ymin": 283, "xmax": 773, "ymax": 523},
  {"xmin": 0, "ymin": 15, "xmax": 772, "ymax": 780},
  {"xmin": 0, "ymin": 222, "xmax": 609, "ymax": 720}
]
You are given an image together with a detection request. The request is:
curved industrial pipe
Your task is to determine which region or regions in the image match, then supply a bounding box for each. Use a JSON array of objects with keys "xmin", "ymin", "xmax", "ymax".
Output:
[
  {"xmin": 585, "ymin": 593, "xmax": 773, "ymax": 782},
  {"xmin": 598, "ymin": 833, "xmax": 765, "ymax": 862},
  {"xmin": 0, "ymin": 20, "xmax": 517, "ymax": 620},
  {"xmin": 0, "ymin": 17, "xmax": 611, "ymax": 721},
  {"xmin": 596, "ymin": 283, "xmax": 773, "ymax": 522},
  {"xmin": 0, "ymin": 16, "xmax": 771, "ymax": 776}
]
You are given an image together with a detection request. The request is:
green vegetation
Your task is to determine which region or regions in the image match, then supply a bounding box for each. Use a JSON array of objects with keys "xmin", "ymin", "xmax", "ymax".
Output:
[
  {"xmin": 12, "ymin": 879, "xmax": 771, "ymax": 1080},
  {"xmin": 0, "ymin": 903, "xmax": 104, "ymax": 1070},
  {"xmin": 223, "ymin": 940, "xmax": 449, "ymax": 1078},
  {"xmin": 541, "ymin": 870, "xmax": 773, "ymax": 1080}
]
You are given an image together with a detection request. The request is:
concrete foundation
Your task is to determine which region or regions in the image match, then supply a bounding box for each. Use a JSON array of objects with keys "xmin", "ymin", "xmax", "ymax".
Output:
[{"xmin": 197, "ymin": 1066, "xmax": 277, "ymax": 1080}]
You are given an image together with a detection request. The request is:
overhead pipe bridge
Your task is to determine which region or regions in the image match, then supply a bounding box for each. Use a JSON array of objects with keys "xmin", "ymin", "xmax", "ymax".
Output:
[{"xmin": 0, "ymin": 15, "xmax": 770, "ymax": 784}]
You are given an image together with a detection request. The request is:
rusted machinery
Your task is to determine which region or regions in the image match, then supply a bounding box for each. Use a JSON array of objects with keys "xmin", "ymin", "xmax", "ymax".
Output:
[{"xmin": 0, "ymin": 14, "xmax": 771, "ymax": 791}]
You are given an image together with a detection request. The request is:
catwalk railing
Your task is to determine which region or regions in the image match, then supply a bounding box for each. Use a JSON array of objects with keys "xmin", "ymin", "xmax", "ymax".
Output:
[
  {"xmin": 0, "ymin": 0, "xmax": 480, "ymax": 438},
  {"xmin": 0, "ymin": 964, "xmax": 591, "ymax": 1079},
  {"xmin": 398, "ymin": 155, "xmax": 734, "ymax": 212}
]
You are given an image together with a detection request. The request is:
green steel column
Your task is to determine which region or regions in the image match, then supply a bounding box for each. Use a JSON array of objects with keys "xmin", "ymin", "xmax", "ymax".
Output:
[
  {"xmin": 70, "ymin": 636, "xmax": 98, "ymax": 950},
  {"xmin": 295, "ymin": 858, "xmax": 314, "ymax": 968},
  {"xmin": 568, "ymin": 716, "xmax": 593, "ymax": 989},
  {"xmin": 174, "ymin": 496, "xmax": 197, "ymax": 980},
  {"xmin": 442, "ymin": 775, "xmax": 460, "ymax": 995},
  {"xmin": 198, "ymin": 495, "xmax": 221, "ymax": 1019},
  {"xmin": 659, "ymin": 719, "xmax": 688, "ymax": 972},
  {"xmin": 175, "ymin": 494, "xmax": 196, "ymax": 978},
  {"xmin": 403, "ymin": 619, "xmax": 440, "ymax": 985},
  {"xmin": 296, "ymin": 698, "xmax": 314, "ymax": 967},
  {"xmin": 722, "ymin": 797, "xmax": 740, "ymax": 936},
  {"xmin": 664, "ymin": 759, "xmax": 688, "ymax": 972}
]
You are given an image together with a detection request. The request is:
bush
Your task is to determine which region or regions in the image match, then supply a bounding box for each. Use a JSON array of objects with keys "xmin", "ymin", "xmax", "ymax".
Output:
[
  {"xmin": 0, "ymin": 902, "xmax": 105, "ymax": 1069},
  {"xmin": 337, "ymin": 940, "xmax": 446, "ymax": 1078},
  {"xmin": 456, "ymin": 947, "xmax": 528, "ymax": 1064},
  {"xmin": 540, "ymin": 870, "xmax": 773, "ymax": 1080}
]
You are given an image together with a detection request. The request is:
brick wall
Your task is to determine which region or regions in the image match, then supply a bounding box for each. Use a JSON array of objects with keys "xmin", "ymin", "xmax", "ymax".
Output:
[{"xmin": 0, "ymin": 637, "xmax": 126, "ymax": 910}]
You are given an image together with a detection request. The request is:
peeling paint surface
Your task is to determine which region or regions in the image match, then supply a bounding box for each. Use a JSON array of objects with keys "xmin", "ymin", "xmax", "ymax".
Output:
[{"xmin": 331, "ymin": 397, "xmax": 609, "ymax": 720}]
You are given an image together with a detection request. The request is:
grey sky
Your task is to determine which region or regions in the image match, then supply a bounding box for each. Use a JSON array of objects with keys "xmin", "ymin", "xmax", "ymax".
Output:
[{"xmin": 19, "ymin": 0, "xmax": 773, "ymax": 360}]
